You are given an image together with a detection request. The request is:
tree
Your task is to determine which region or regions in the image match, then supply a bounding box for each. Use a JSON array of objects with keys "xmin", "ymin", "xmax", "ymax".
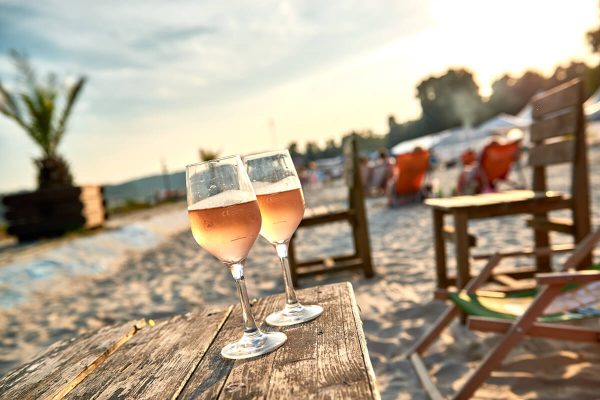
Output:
[
  {"xmin": 198, "ymin": 148, "xmax": 221, "ymax": 161},
  {"xmin": 320, "ymin": 139, "xmax": 340, "ymax": 158},
  {"xmin": 416, "ymin": 68, "xmax": 483, "ymax": 131},
  {"xmin": 287, "ymin": 142, "xmax": 301, "ymax": 159},
  {"xmin": 304, "ymin": 141, "xmax": 321, "ymax": 162},
  {"xmin": 588, "ymin": 1, "xmax": 600, "ymax": 54},
  {"xmin": 487, "ymin": 71, "xmax": 545, "ymax": 116},
  {"xmin": 0, "ymin": 51, "xmax": 86, "ymax": 189}
]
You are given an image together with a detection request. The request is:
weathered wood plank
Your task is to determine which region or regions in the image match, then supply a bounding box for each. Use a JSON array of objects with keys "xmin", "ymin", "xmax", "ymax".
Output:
[
  {"xmin": 531, "ymin": 79, "xmax": 581, "ymax": 119},
  {"xmin": 528, "ymin": 139, "xmax": 574, "ymax": 167},
  {"xmin": 530, "ymin": 108, "xmax": 577, "ymax": 142},
  {"xmin": 0, "ymin": 319, "xmax": 146, "ymax": 400},
  {"xmin": 425, "ymin": 190, "xmax": 562, "ymax": 210},
  {"xmin": 526, "ymin": 216, "xmax": 574, "ymax": 234},
  {"xmin": 179, "ymin": 282, "xmax": 379, "ymax": 399},
  {"xmin": 347, "ymin": 282, "xmax": 380, "ymax": 399},
  {"xmin": 176, "ymin": 305, "xmax": 244, "ymax": 399},
  {"xmin": 65, "ymin": 308, "xmax": 231, "ymax": 400}
]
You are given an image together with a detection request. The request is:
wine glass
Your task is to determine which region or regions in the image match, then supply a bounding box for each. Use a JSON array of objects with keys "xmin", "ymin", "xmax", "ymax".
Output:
[
  {"xmin": 186, "ymin": 155, "xmax": 286, "ymax": 359},
  {"xmin": 243, "ymin": 150, "xmax": 323, "ymax": 326}
]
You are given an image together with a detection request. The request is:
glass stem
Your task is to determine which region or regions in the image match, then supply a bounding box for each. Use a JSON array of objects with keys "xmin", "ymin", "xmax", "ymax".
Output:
[
  {"xmin": 275, "ymin": 243, "xmax": 300, "ymax": 307},
  {"xmin": 229, "ymin": 262, "xmax": 259, "ymax": 334}
]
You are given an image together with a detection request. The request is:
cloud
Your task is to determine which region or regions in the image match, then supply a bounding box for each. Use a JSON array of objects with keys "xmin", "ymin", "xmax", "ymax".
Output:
[{"xmin": 131, "ymin": 26, "xmax": 215, "ymax": 50}]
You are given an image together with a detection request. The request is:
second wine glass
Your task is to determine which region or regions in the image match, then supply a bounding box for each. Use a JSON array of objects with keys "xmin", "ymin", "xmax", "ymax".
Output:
[{"xmin": 244, "ymin": 150, "xmax": 323, "ymax": 327}]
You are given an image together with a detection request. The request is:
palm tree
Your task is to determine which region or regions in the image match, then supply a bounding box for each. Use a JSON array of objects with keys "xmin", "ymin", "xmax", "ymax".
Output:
[{"xmin": 0, "ymin": 51, "xmax": 86, "ymax": 189}]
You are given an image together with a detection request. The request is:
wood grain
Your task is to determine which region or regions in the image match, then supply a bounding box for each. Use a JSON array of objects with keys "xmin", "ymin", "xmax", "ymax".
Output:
[
  {"xmin": 529, "ymin": 108, "xmax": 577, "ymax": 142},
  {"xmin": 531, "ymin": 79, "xmax": 580, "ymax": 119},
  {"xmin": 528, "ymin": 139, "xmax": 574, "ymax": 167},
  {"xmin": 2, "ymin": 284, "xmax": 378, "ymax": 400},
  {"xmin": 0, "ymin": 319, "xmax": 146, "ymax": 400},
  {"xmin": 65, "ymin": 308, "xmax": 231, "ymax": 400},
  {"xmin": 179, "ymin": 282, "xmax": 380, "ymax": 399}
]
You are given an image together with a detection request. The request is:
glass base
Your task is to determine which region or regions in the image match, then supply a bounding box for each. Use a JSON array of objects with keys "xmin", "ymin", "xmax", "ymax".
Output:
[
  {"xmin": 265, "ymin": 303, "xmax": 323, "ymax": 327},
  {"xmin": 221, "ymin": 330, "xmax": 287, "ymax": 360}
]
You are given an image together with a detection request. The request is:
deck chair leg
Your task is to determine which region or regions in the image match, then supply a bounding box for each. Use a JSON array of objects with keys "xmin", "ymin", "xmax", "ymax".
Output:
[
  {"xmin": 533, "ymin": 217, "xmax": 552, "ymax": 273},
  {"xmin": 406, "ymin": 254, "xmax": 502, "ymax": 357},
  {"xmin": 407, "ymin": 305, "xmax": 460, "ymax": 356},
  {"xmin": 453, "ymin": 284, "xmax": 562, "ymax": 400}
]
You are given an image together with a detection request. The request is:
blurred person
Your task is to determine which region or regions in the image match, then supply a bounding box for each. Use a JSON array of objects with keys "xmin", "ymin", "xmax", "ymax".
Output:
[{"xmin": 456, "ymin": 138, "xmax": 522, "ymax": 195}]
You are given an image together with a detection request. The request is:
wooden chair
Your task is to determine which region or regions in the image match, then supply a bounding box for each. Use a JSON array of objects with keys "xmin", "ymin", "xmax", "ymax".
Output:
[
  {"xmin": 427, "ymin": 78, "xmax": 592, "ymax": 290},
  {"xmin": 407, "ymin": 228, "xmax": 600, "ymax": 400},
  {"xmin": 287, "ymin": 135, "xmax": 375, "ymax": 285},
  {"xmin": 525, "ymin": 78, "xmax": 592, "ymax": 271}
]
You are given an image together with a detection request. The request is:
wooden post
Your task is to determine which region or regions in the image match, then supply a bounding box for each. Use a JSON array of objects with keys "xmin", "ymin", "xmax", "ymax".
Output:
[
  {"xmin": 531, "ymin": 167, "xmax": 552, "ymax": 273},
  {"xmin": 572, "ymin": 80, "xmax": 592, "ymax": 269},
  {"xmin": 453, "ymin": 210, "xmax": 470, "ymax": 289},
  {"xmin": 348, "ymin": 136, "xmax": 375, "ymax": 279},
  {"xmin": 432, "ymin": 209, "xmax": 448, "ymax": 289}
]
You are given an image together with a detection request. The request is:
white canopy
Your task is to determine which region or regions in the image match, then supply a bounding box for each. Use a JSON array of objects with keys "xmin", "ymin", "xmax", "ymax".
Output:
[
  {"xmin": 586, "ymin": 87, "xmax": 600, "ymax": 122},
  {"xmin": 476, "ymin": 113, "xmax": 529, "ymax": 133},
  {"xmin": 390, "ymin": 131, "xmax": 451, "ymax": 155}
]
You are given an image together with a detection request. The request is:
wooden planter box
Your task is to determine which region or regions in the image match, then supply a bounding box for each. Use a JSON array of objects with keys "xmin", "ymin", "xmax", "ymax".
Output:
[{"xmin": 2, "ymin": 185, "xmax": 106, "ymax": 242}]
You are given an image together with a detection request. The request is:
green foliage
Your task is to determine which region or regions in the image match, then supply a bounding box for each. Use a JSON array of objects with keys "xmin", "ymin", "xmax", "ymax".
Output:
[
  {"xmin": 0, "ymin": 50, "xmax": 86, "ymax": 189},
  {"xmin": 288, "ymin": 142, "xmax": 302, "ymax": 159},
  {"xmin": 417, "ymin": 68, "xmax": 483, "ymax": 130},
  {"xmin": 198, "ymin": 148, "xmax": 221, "ymax": 161},
  {"xmin": 388, "ymin": 60, "xmax": 600, "ymax": 148},
  {"xmin": 487, "ymin": 71, "xmax": 546, "ymax": 116},
  {"xmin": 289, "ymin": 130, "xmax": 386, "ymax": 163},
  {"xmin": 588, "ymin": 2, "xmax": 600, "ymax": 54},
  {"xmin": 109, "ymin": 199, "xmax": 152, "ymax": 215}
]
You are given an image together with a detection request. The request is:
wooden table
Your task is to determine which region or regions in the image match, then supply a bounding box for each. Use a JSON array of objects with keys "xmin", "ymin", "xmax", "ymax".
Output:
[
  {"xmin": 0, "ymin": 282, "xmax": 379, "ymax": 400},
  {"xmin": 425, "ymin": 190, "xmax": 570, "ymax": 290}
]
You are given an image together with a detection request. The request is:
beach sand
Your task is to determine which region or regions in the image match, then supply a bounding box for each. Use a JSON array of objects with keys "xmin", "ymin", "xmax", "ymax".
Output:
[{"xmin": 1, "ymin": 147, "xmax": 600, "ymax": 399}]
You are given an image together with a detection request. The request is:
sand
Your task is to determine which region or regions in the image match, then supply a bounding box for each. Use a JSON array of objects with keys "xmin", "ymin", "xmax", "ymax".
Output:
[{"xmin": 1, "ymin": 147, "xmax": 600, "ymax": 399}]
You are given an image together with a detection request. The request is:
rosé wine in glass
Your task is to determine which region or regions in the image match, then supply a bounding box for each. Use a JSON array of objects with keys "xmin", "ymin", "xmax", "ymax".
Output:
[
  {"xmin": 244, "ymin": 151, "xmax": 323, "ymax": 327},
  {"xmin": 186, "ymin": 155, "xmax": 286, "ymax": 359}
]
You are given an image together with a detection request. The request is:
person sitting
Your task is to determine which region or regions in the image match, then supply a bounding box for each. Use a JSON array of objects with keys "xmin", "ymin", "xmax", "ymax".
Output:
[
  {"xmin": 456, "ymin": 138, "xmax": 522, "ymax": 195},
  {"xmin": 367, "ymin": 149, "xmax": 393, "ymax": 197}
]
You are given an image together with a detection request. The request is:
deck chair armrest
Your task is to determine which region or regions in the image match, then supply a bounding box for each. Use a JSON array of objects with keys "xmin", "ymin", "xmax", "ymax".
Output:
[{"xmin": 536, "ymin": 270, "xmax": 600, "ymax": 285}]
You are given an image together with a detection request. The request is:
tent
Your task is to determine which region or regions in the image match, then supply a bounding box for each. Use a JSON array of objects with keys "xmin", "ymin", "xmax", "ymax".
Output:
[
  {"xmin": 476, "ymin": 113, "xmax": 529, "ymax": 133},
  {"xmin": 586, "ymin": 87, "xmax": 600, "ymax": 122},
  {"xmin": 390, "ymin": 131, "xmax": 451, "ymax": 155}
]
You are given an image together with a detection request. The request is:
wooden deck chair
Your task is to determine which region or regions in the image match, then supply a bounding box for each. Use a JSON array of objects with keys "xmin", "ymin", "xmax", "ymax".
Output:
[
  {"xmin": 287, "ymin": 135, "xmax": 375, "ymax": 285},
  {"xmin": 388, "ymin": 147, "xmax": 429, "ymax": 206},
  {"xmin": 407, "ymin": 228, "xmax": 600, "ymax": 400},
  {"xmin": 395, "ymin": 148, "xmax": 430, "ymax": 195},
  {"xmin": 478, "ymin": 139, "xmax": 521, "ymax": 192}
]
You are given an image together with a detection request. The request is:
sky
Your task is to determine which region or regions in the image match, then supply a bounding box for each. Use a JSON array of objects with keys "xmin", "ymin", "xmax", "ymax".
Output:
[{"xmin": 0, "ymin": 0, "xmax": 598, "ymax": 192}]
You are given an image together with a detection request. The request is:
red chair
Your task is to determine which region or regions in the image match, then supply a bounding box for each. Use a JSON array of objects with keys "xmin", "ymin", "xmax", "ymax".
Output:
[
  {"xmin": 394, "ymin": 148, "xmax": 430, "ymax": 196},
  {"xmin": 479, "ymin": 139, "xmax": 521, "ymax": 191}
]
